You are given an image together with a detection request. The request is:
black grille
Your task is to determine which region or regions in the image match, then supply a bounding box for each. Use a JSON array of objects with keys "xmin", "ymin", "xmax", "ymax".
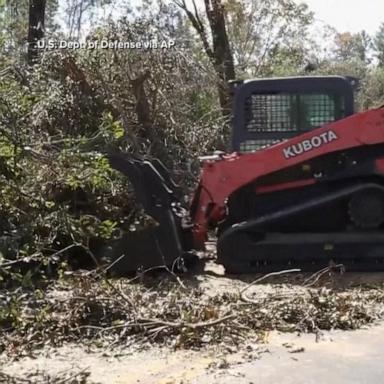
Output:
[
  {"xmin": 240, "ymin": 139, "xmax": 280, "ymax": 152},
  {"xmin": 245, "ymin": 93, "xmax": 342, "ymax": 133}
]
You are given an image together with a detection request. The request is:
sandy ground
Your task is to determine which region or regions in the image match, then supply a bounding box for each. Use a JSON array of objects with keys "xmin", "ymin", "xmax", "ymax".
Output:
[
  {"xmin": 2, "ymin": 323, "xmax": 384, "ymax": 384},
  {"xmin": 193, "ymin": 260, "xmax": 384, "ymax": 293}
]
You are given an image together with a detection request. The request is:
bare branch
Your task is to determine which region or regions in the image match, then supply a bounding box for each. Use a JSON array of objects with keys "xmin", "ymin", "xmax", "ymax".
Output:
[
  {"xmin": 240, "ymin": 269, "xmax": 301, "ymax": 304},
  {"xmin": 173, "ymin": 0, "xmax": 215, "ymax": 62}
]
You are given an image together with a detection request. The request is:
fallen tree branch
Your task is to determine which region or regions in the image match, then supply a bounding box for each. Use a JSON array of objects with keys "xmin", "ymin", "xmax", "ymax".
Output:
[
  {"xmin": 303, "ymin": 264, "xmax": 345, "ymax": 287},
  {"xmin": 240, "ymin": 268, "xmax": 301, "ymax": 304},
  {"xmin": 76, "ymin": 314, "xmax": 235, "ymax": 335},
  {"xmin": 240, "ymin": 269, "xmax": 301, "ymax": 295},
  {"xmin": 136, "ymin": 314, "xmax": 235, "ymax": 330}
]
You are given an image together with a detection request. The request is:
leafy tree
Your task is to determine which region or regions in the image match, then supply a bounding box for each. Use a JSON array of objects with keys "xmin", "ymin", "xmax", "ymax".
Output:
[
  {"xmin": 334, "ymin": 31, "xmax": 372, "ymax": 64},
  {"xmin": 63, "ymin": 0, "xmax": 113, "ymax": 38},
  {"xmin": 225, "ymin": 0, "xmax": 314, "ymax": 77},
  {"xmin": 0, "ymin": 0, "xmax": 227, "ymax": 274},
  {"xmin": 358, "ymin": 67, "xmax": 384, "ymax": 109},
  {"xmin": 374, "ymin": 23, "xmax": 384, "ymax": 67}
]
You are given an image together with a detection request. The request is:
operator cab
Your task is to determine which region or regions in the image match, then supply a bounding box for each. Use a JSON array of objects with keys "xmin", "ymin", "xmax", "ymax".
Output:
[{"xmin": 230, "ymin": 76, "xmax": 356, "ymax": 152}]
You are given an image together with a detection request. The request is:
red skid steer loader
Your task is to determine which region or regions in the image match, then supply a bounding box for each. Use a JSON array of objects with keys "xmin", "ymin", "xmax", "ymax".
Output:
[{"xmin": 108, "ymin": 76, "xmax": 384, "ymax": 273}]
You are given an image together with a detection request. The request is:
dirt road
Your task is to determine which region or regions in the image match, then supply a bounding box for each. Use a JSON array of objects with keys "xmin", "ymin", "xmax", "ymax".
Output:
[{"xmin": 195, "ymin": 323, "xmax": 384, "ymax": 384}]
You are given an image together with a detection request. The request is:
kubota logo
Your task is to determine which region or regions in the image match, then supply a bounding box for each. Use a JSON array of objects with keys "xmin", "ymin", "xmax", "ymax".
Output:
[{"xmin": 283, "ymin": 130, "xmax": 338, "ymax": 159}]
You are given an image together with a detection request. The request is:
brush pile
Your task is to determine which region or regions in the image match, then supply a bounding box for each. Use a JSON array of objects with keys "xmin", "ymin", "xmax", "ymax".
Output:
[{"xmin": 2, "ymin": 270, "xmax": 384, "ymax": 360}]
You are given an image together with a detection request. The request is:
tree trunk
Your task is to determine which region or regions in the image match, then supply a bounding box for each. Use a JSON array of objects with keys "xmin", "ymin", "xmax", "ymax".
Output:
[
  {"xmin": 204, "ymin": 0, "xmax": 236, "ymax": 116},
  {"xmin": 28, "ymin": 0, "xmax": 46, "ymax": 64},
  {"xmin": 174, "ymin": 0, "xmax": 235, "ymax": 117}
]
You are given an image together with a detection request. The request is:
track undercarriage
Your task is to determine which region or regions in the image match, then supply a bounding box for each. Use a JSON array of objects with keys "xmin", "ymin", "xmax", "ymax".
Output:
[{"xmin": 218, "ymin": 181, "xmax": 384, "ymax": 273}]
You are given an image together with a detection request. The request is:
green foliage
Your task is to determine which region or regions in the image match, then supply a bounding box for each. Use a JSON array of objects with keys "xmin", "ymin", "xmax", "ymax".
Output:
[
  {"xmin": 225, "ymin": 0, "xmax": 314, "ymax": 76},
  {"xmin": 100, "ymin": 112, "xmax": 125, "ymax": 140},
  {"xmin": 375, "ymin": 23, "xmax": 384, "ymax": 67},
  {"xmin": 0, "ymin": 1, "xmax": 226, "ymax": 278},
  {"xmin": 63, "ymin": 0, "xmax": 113, "ymax": 38},
  {"xmin": 357, "ymin": 67, "xmax": 384, "ymax": 109},
  {"xmin": 0, "ymin": 58, "xmax": 135, "ymax": 276},
  {"xmin": 333, "ymin": 31, "xmax": 373, "ymax": 64}
]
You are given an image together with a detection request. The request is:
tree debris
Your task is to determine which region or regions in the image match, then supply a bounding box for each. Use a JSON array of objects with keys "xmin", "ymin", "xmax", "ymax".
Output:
[{"xmin": 1, "ymin": 270, "xmax": 384, "ymax": 360}]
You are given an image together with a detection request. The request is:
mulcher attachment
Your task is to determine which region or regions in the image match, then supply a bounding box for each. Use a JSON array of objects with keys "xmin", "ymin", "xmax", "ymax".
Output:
[{"xmin": 107, "ymin": 153, "xmax": 191, "ymax": 272}]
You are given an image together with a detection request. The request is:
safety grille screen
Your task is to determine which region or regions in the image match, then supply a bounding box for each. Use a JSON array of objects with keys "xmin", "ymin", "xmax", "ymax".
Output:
[
  {"xmin": 240, "ymin": 139, "xmax": 280, "ymax": 152},
  {"xmin": 245, "ymin": 93, "xmax": 343, "ymax": 133}
]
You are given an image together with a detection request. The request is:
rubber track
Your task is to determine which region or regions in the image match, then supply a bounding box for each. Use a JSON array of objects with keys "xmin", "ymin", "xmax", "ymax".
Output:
[{"xmin": 217, "ymin": 183, "xmax": 384, "ymax": 273}]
